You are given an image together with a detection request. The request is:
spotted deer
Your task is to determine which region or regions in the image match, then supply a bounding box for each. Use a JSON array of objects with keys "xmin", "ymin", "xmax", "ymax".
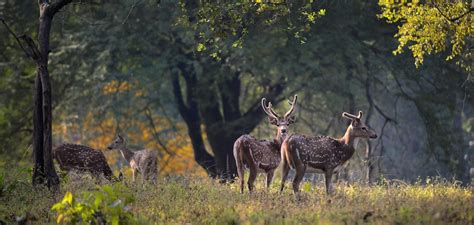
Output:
[
  {"xmin": 53, "ymin": 143, "xmax": 118, "ymax": 182},
  {"xmin": 280, "ymin": 111, "xmax": 377, "ymax": 195},
  {"xmin": 233, "ymin": 95, "xmax": 298, "ymax": 193},
  {"xmin": 107, "ymin": 135, "xmax": 158, "ymax": 183}
]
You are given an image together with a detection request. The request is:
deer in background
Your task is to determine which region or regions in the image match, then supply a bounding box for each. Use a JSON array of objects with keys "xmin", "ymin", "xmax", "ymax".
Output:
[
  {"xmin": 233, "ymin": 95, "xmax": 298, "ymax": 193},
  {"xmin": 107, "ymin": 135, "xmax": 158, "ymax": 184},
  {"xmin": 53, "ymin": 143, "xmax": 118, "ymax": 182},
  {"xmin": 280, "ymin": 111, "xmax": 377, "ymax": 195}
]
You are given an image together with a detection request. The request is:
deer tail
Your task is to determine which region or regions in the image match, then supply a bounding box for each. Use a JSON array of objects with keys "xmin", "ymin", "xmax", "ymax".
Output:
[{"xmin": 233, "ymin": 137, "xmax": 245, "ymax": 182}]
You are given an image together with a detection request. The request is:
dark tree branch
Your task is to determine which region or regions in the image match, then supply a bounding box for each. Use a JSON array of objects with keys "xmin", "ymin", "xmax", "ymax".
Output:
[
  {"xmin": 433, "ymin": 3, "xmax": 473, "ymax": 23},
  {"xmin": 143, "ymin": 105, "xmax": 175, "ymax": 156},
  {"xmin": 171, "ymin": 73, "xmax": 191, "ymax": 122},
  {"xmin": 171, "ymin": 68, "xmax": 217, "ymax": 177},
  {"xmin": 19, "ymin": 35, "xmax": 42, "ymax": 62},
  {"xmin": 48, "ymin": 0, "xmax": 73, "ymax": 16},
  {"xmin": 122, "ymin": 0, "xmax": 142, "ymax": 24},
  {"xmin": 1, "ymin": 19, "xmax": 34, "ymax": 59}
]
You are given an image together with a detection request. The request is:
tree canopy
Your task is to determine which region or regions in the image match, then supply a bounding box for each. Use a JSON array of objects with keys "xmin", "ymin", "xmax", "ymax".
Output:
[
  {"xmin": 379, "ymin": 0, "xmax": 473, "ymax": 71},
  {"xmin": 0, "ymin": 0, "xmax": 472, "ymax": 184}
]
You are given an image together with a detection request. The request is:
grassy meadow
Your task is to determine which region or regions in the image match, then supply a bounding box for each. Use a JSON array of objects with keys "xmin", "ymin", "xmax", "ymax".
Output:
[{"xmin": 0, "ymin": 165, "xmax": 473, "ymax": 225}]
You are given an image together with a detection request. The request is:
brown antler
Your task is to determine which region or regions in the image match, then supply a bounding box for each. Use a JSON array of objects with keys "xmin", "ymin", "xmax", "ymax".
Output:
[
  {"xmin": 284, "ymin": 95, "xmax": 298, "ymax": 119},
  {"xmin": 261, "ymin": 98, "xmax": 279, "ymax": 119}
]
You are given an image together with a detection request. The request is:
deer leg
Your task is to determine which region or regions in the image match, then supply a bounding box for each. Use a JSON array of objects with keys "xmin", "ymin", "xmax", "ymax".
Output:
[
  {"xmin": 280, "ymin": 160, "xmax": 290, "ymax": 193},
  {"xmin": 237, "ymin": 168, "xmax": 245, "ymax": 194},
  {"xmin": 141, "ymin": 167, "xmax": 147, "ymax": 184},
  {"xmin": 247, "ymin": 163, "xmax": 258, "ymax": 192},
  {"xmin": 151, "ymin": 165, "xmax": 157, "ymax": 185},
  {"xmin": 235, "ymin": 159, "xmax": 245, "ymax": 194},
  {"xmin": 265, "ymin": 170, "xmax": 274, "ymax": 190},
  {"xmin": 233, "ymin": 143, "xmax": 246, "ymax": 194},
  {"xmin": 325, "ymin": 170, "xmax": 334, "ymax": 195},
  {"xmin": 132, "ymin": 168, "xmax": 137, "ymax": 183},
  {"xmin": 292, "ymin": 164, "xmax": 306, "ymax": 194}
]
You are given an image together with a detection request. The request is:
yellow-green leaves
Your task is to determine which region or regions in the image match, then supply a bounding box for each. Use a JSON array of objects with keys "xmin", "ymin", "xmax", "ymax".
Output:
[
  {"xmin": 182, "ymin": 1, "xmax": 325, "ymax": 59},
  {"xmin": 196, "ymin": 43, "xmax": 207, "ymax": 52},
  {"xmin": 51, "ymin": 192, "xmax": 75, "ymax": 223},
  {"xmin": 51, "ymin": 184, "xmax": 137, "ymax": 224},
  {"xmin": 303, "ymin": 9, "xmax": 326, "ymax": 24},
  {"xmin": 63, "ymin": 191, "xmax": 74, "ymax": 205},
  {"xmin": 378, "ymin": 0, "xmax": 473, "ymax": 71}
]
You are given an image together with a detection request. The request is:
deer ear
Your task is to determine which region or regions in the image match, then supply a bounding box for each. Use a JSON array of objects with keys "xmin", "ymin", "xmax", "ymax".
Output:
[
  {"xmin": 268, "ymin": 117, "xmax": 278, "ymax": 126},
  {"xmin": 342, "ymin": 112, "xmax": 352, "ymax": 119},
  {"xmin": 118, "ymin": 134, "xmax": 123, "ymax": 140},
  {"xmin": 358, "ymin": 111, "xmax": 363, "ymax": 119},
  {"xmin": 287, "ymin": 115, "xmax": 296, "ymax": 124},
  {"xmin": 351, "ymin": 119, "xmax": 360, "ymax": 127}
]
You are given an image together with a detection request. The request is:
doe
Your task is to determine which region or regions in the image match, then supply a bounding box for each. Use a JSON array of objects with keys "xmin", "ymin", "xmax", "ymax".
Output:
[
  {"xmin": 53, "ymin": 143, "xmax": 118, "ymax": 182},
  {"xmin": 107, "ymin": 135, "xmax": 158, "ymax": 184}
]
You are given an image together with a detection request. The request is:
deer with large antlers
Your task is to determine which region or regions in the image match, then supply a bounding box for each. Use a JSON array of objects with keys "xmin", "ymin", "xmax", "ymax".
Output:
[
  {"xmin": 233, "ymin": 95, "xmax": 298, "ymax": 193},
  {"xmin": 280, "ymin": 111, "xmax": 377, "ymax": 195},
  {"xmin": 107, "ymin": 135, "xmax": 158, "ymax": 184}
]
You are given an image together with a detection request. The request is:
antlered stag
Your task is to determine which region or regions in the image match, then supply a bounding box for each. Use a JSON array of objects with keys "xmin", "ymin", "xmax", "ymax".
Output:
[
  {"xmin": 280, "ymin": 111, "xmax": 377, "ymax": 194},
  {"xmin": 234, "ymin": 95, "xmax": 298, "ymax": 193},
  {"xmin": 53, "ymin": 143, "xmax": 117, "ymax": 181}
]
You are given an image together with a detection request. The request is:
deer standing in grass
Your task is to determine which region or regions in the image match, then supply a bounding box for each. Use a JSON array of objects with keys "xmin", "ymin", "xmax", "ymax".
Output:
[
  {"xmin": 53, "ymin": 143, "xmax": 118, "ymax": 182},
  {"xmin": 280, "ymin": 111, "xmax": 377, "ymax": 195},
  {"xmin": 233, "ymin": 95, "xmax": 298, "ymax": 193},
  {"xmin": 107, "ymin": 135, "xmax": 158, "ymax": 183}
]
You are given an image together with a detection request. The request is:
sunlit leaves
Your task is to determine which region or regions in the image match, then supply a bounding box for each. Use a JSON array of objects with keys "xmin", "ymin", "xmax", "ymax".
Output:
[
  {"xmin": 378, "ymin": 0, "xmax": 473, "ymax": 71},
  {"xmin": 177, "ymin": 0, "xmax": 325, "ymax": 59},
  {"xmin": 51, "ymin": 184, "xmax": 137, "ymax": 224}
]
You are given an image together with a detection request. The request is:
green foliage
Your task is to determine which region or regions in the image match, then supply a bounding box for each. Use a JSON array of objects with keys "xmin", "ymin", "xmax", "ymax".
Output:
[
  {"xmin": 51, "ymin": 184, "xmax": 136, "ymax": 224},
  {"xmin": 378, "ymin": 0, "xmax": 473, "ymax": 70},
  {"xmin": 178, "ymin": 0, "xmax": 325, "ymax": 58},
  {"xmin": 1, "ymin": 169, "xmax": 473, "ymax": 224},
  {"xmin": 0, "ymin": 172, "xmax": 24, "ymax": 199}
]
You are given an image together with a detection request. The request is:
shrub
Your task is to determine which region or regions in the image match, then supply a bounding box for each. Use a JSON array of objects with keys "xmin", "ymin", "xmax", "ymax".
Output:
[{"xmin": 51, "ymin": 183, "xmax": 136, "ymax": 224}]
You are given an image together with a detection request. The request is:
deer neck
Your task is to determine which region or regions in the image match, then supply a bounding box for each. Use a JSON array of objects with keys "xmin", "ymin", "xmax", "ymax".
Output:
[
  {"xmin": 119, "ymin": 146, "xmax": 135, "ymax": 162},
  {"xmin": 339, "ymin": 128, "xmax": 359, "ymax": 149},
  {"xmin": 274, "ymin": 132, "xmax": 286, "ymax": 148}
]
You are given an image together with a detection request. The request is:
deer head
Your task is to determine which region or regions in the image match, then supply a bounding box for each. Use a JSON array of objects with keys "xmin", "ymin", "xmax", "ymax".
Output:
[
  {"xmin": 342, "ymin": 111, "xmax": 377, "ymax": 139},
  {"xmin": 107, "ymin": 134, "xmax": 126, "ymax": 150},
  {"xmin": 261, "ymin": 95, "xmax": 298, "ymax": 140}
]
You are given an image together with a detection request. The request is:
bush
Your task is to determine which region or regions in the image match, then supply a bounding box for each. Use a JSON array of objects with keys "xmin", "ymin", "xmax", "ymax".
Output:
[{"xmin": 51, "ymin": 183, "xmax": 136, "ymax": 224}]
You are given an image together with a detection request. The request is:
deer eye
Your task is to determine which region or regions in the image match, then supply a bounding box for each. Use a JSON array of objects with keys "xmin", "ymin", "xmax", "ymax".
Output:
[{"xmin": 361, "ymin": 127, "xmax": 367, "ymax": 131}]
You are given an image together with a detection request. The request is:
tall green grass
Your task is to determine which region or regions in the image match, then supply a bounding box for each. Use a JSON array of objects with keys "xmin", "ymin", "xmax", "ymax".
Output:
[{"xmin": 0, "ymin": 167, "xmax": 473, "ymax": 224}]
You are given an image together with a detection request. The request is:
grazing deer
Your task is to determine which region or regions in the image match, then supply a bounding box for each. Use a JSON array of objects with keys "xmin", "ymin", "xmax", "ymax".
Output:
[
  {"xmin": 107, "ymin": 135, "xmax": 158, "ymax": 183},
  {"xmin": 233, "ymin": 95, "xmax": 298, "ymax": 193},
  {"xmin": 280, "ymin": 111, "xmax": 377, "ymax": 195},
  {"xmin": 53, "ymin": 143, "xmax": 118, "ymax": 182}
]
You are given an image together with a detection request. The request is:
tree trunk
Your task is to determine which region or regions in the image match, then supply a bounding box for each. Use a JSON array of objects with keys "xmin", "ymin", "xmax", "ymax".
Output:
[
  {"xmin": 365, "ymin": 76, "xmax": 375, "ymax": 183},
  {"xmin": 205, "ymin": 124, "xmax": 240, "ymax": 180},
  {"xmin": 172, "ymin": 61, "xmax": 285, "ymax": 180},
  {"xmin": 31, "ymin": 0, "xmax": 72, "ymax": 189},
  {"xmin": 38, "ymin": 11, "xmax": 59, "ymax": 189},
  {"xmin": 171, "ymin": 65, "xmax": 217, "ymax": 177},
  {"xmin": 452, "ymin": 93, "xmax": 468, "ymax": 183},
  {"xmin": 32, "ymin": 73, "xmax": 45, "ymax": 186}
]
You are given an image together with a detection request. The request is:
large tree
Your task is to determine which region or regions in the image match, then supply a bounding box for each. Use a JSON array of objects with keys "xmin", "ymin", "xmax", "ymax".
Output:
[{"xmin": 2, "ymin": 0, "xmax": 73, "ymax": 189}]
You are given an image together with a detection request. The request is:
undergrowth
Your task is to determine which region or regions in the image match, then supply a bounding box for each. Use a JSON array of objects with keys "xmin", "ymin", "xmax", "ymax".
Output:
[{"xmin": 0, "ymin": 167, "xmax": 473, "ymax": 224}]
